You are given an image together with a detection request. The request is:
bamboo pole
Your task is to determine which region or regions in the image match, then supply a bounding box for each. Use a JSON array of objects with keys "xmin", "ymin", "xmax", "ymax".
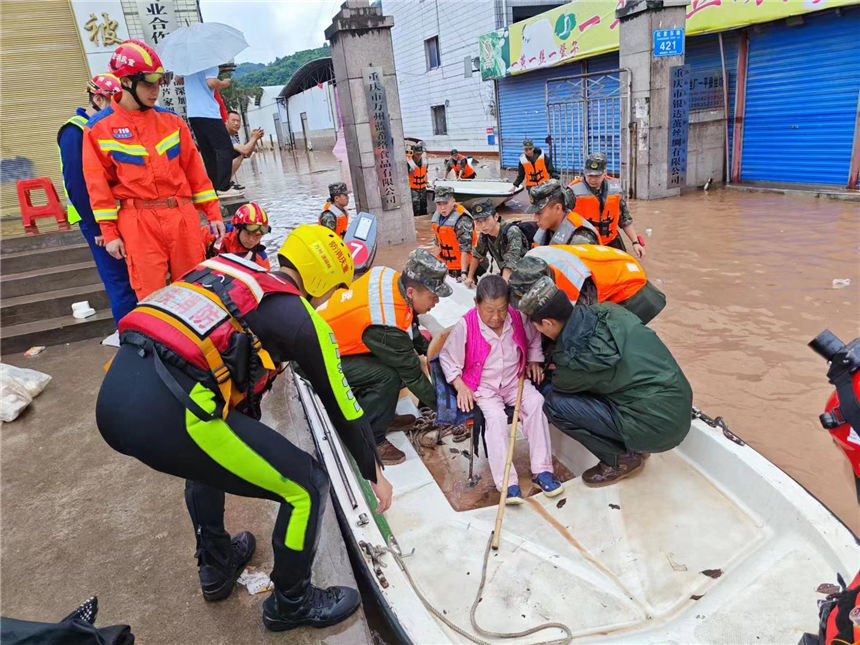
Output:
[{"xmin": 491, "ymin": 371, "xmax": 526, "ymax": 550}]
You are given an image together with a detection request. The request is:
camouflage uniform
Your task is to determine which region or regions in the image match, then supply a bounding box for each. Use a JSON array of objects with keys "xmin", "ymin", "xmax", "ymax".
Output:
[
  {"xmin": 470, "ymin": 199, "xmax": 527, "ymax": 272},
  {"xmin": 432, "ymin": 187, "xmax": 475, "ymax": 275},
  {"xmin": 320, "ymin": 182, "xmax": 348, "ymax": 232}
]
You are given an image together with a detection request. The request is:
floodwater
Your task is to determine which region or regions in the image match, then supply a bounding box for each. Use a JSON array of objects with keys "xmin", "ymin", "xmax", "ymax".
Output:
[{"xmin": 237, "ymin": 149, "xmax": 860, "ymax": 536}]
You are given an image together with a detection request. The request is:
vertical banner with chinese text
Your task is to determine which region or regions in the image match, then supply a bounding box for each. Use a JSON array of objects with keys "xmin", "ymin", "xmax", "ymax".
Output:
[
  {"xmin": 363, "ymin": 67, "xmax": 399, "ymax": 211},
  {"xmin": 71, "ymin": 1, "xmax": 130, "ymax": 77},
  {"xmin": 668, "ymin": 64, "xmax": 690, "ymax": 188},
  {"xmin": 136, "ymin": 0, "xmax": 186, "ymax": 117}
]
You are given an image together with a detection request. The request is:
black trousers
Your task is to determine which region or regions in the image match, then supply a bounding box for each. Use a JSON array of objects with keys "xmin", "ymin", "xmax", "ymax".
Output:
[
  {"xmin": 96, "ymin": 346, "xmax": 328, "ymax": 594},
  {"xmin": 189, "ymin": 117, "xmax": 233, "ymax": 192},
  {"xmin": 543, "ymin": 389, "xmax": 629, "ymax": 466}
]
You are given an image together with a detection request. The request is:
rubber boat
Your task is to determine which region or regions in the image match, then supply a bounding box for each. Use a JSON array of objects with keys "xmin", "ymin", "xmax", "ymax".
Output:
[
  {"xmin": 294, "ymin": 278, "xmax": 858, "ymax": 644},
  {"xmin": 430, "ymin": 179, "xmax": 522, "ymax": 209}
]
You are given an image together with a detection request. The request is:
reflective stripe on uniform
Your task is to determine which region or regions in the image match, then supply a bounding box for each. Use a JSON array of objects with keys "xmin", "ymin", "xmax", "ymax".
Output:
[
  {"xmin": 527, "ymin": 246, "xmax": 591, "ymax": 293},
  {"xmin": 192, "ymin": 189, "xmax": 217, "ymax": 204},
  {"xmin": 94, "ymin": 207, "xmax": 119, "ymax": 221},
  {"xmin": 155, "ymin": 129, "xmax": 180, "ymax": 158},
  {"xmin": 97, "ymin": 139, "xmax": 148, "ymax": 155},
  {"xmin": 367, "ymin": 266, "xmax": 399, "ymax": 327},
  {"xmin": 184, "ymin": 382, "xmax": 312, "ymax": 551},
  {"xmin": 200, "ymin": 257, "xmax": 265, "ymax": 302}
]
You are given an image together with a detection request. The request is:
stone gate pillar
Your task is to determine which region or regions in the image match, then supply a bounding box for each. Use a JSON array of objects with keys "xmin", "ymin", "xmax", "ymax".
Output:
[
  {"xmin": 325, "ymin": 0, "xmax": 416, "ymax": 245},
  {"xmin": 618, "ymin": 0, "xmax": 688, "ymax": 200}
]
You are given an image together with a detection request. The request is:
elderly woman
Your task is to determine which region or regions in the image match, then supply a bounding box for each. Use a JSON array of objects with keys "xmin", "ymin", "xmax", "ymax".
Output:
[{"xmin": 439, "ymin": 274, "xmax": 562, "ymax": 503}]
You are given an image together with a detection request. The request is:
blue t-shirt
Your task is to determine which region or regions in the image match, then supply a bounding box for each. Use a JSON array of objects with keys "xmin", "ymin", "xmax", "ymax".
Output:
[{"xmin": 184, "ymin": 66, "xmax": 220, "ymax": 119}]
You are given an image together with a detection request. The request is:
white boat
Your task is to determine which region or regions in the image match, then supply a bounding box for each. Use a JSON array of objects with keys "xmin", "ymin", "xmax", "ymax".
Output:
[
  {"xmin": 294, "ymin": 278, "xmax": 858, "ymax": 644},
  {"xmin": 430, "ymin": 179, "xmax": 523, "ymax": 209}
]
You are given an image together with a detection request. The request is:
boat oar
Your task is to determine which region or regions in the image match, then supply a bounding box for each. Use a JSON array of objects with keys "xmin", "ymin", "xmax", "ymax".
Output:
[{"xmin": 491, "ymin": 371, "xmax": 526, "ymax": 550}]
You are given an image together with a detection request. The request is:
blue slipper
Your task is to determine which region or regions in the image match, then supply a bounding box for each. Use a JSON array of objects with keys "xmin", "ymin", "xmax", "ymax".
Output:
[
  {"xmin": 505, "ymin": 485, "xmax": 524, "ymax": 505},
  {"xmin": 533, "ymin": 471, "xmax": 564, "ymax": 497}
]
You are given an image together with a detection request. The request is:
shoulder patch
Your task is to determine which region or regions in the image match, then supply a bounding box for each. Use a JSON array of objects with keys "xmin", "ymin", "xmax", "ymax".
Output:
[
  {"xmin": 153, "ymin": 105, "xmax": 178, "ymax": 116},
  {"xmin": 86, "ymin": 106, "xmax": 115, "ymax": 129}
]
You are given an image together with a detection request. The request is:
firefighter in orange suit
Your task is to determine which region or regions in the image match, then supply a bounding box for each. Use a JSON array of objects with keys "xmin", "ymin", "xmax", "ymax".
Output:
[
  {"xmin": 202, "ymin": 202, "xmax": 271, "ymax": 270},
  {"xmin": 83, "ymin": 39, "xmax": 225, "ymax": 300},
  {"xmin": 510, "ymin": 245, "xmax": 666, "ymax": 324},
  {"xmin": 514, "ymin": 138, "xmax": 559, "ymax": 190},
  {"xmin": 407, "ymin": 143, "xmax": 428, "ymax": 216},
  {"xmin": 430, "ymin": 186, "xmax": 476, "ymax": 279},
  {"xmin": 570, "ymin": 152, "xmax": 645, "ymax": 258}
]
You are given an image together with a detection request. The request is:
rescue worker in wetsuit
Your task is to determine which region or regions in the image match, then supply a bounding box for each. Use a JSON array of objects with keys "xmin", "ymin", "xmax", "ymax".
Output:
[
  {"xmin": 570, "ymin": 153, "xmax": 645, "ymax": 258},
  {"xmin": 319, "ymin": 182, "xmax": 350, "ymax": 236},
  {"xmin": 82, "ymin": 39, "xmax": 226, "ymax": 300},
  {"xmin": 96, "ymin": 225, "xmax": 390, "ymax": 632},
  {"xmin": 513, "ymin": 138, "xmax": 559, "ymax": 191},
  {"xmin": 58, "ymin": 73, "xmax": 137, "ymax": 338},
  {"xmin": 317, "ymin": 250, "xmax": 449, "ymax": 466},
  {"xmin": 431, "ymin": 186, "xmax": 476, "ymax": 280},
  {"xmin": 202, "ymin": 201, "xmax": 271, "ymax": 269},
  {"xmin": 444, "ymin": 149, "xmax": 467, "ymax": 179},
  {"xmin": 509, "ymin": 248, "xmax": 666, "ymax": 324},
  {"xmin": 528, "ymin": 180, "xmax": 600, "ymax": 247},
  {"xmin": 464, "ymin": 199, "xmax": 527, "ymax": 288},
  {"xmin": 407, "ymin": 143, "xmax": 429, "ymax": 216},
  {"xmin": 516, "ymin": 276, "xmax": 691, "ymax": 486}
]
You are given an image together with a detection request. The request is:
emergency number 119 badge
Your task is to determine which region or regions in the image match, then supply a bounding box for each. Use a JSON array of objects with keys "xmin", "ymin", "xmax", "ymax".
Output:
[{"xmin": 113, "ymin": 127, "xmax": 132, "ymax": 139}]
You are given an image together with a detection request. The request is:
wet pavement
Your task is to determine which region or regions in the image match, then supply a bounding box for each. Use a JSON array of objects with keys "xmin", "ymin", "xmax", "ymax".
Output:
[{"xmin": 240, "ymin": 149, "xmax": 860, "ymax": 535}]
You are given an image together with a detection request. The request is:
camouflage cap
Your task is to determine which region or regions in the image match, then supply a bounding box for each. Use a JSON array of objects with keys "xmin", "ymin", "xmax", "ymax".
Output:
[
  {"xmin": 516, "ymin": 275, "xmax": 559, "ymax": 317},
  {"xmin": 508, "ymin": 256, "xmax": 550, "ymax": 307},
  {"xmin": 403, "ymin": 249, "xmax": 453, "ymax": 297},
  {"xmin": 522, "ymin": 138, "xmax": 534, "ymax": 148},
  {"xmin": 584, "ymin": 152, "xmax": 607, "ymax": 176},
  {"xmin": 450, "ymin": 149, "xmax": 459, "ymax": 156},
  {"xmin": 412, "ymin": 143, "xmax": 424, "ymax": 153},
  {"xmin": 526, "ymin": 178, "xmax": 564, "ymax": 213},
  {"xmin": 471, "ymin": 198, "xmax": 496, "ymax": 219},
  {"xmin": 328, "ymin": 182, "xmax": 348, "ymax": 197},
  {"xmin": 434, "ymin": 186, "xmax": 455, "ymax": 203}
]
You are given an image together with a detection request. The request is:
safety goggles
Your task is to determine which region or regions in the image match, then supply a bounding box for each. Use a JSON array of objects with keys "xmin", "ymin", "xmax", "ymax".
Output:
[
  {"xmin": 135, "ymin": 71, "xmax": 173, "ymax": 86},
  {"xmin": 242, "ymin": 223, "xmax": 270, "ymax": 234}
]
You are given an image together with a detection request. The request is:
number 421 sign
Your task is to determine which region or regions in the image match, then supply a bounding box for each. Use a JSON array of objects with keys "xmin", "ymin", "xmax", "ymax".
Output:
[{"xmin": 653, "ymin": 29, "xmax": 684, "ymax": 57}]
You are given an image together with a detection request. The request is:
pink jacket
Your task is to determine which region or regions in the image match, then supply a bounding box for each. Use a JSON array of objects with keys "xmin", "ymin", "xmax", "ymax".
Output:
[{"xmin": 461, "ymin": 306, "xmax": 527, "ymax": 390}]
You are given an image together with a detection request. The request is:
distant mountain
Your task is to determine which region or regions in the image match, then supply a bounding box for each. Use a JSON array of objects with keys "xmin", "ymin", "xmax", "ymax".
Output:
[
  {"xmin": 234, "ymin": 46, "xmax": 330, "ymax": 89},
  {"xmin": 232, "ymin": 61, "xmax": 266, "ymax": 81}
]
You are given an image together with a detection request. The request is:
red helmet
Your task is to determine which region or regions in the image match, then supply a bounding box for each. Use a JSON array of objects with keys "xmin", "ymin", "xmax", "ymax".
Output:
[
  {"xmin": 109, "ymin": 39, "xmax": 164, "ymax": 80},
  {"xmin": 88, "ymin": 73, "xmax": 122, "ymax": 97},
  {"xmin": 233, "ymin": 202, "xmax": 270, "ymax": 232}
]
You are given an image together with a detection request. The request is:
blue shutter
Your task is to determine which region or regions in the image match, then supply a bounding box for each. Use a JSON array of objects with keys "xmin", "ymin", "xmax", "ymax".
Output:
[{"xmin": 741, "ymin": 8, "xmax": 860, "ymax": 185}]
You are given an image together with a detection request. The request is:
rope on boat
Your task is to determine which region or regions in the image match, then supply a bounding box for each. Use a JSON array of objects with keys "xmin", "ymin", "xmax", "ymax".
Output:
[{"xmin": 383, "ymin": 532, "xmax": 573, "ymax": 645}]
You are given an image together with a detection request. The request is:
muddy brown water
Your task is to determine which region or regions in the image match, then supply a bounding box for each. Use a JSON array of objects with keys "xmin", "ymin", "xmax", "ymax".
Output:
[{"xmin": 240, "ymin": 150, "xmax": 859, "ymax": 536}]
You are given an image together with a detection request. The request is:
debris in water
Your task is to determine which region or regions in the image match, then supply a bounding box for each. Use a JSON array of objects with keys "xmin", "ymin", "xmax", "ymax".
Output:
[
  {"xmin": 700, "ymin": 568, "xmax": 723, "ymax": 578},
  {"xmin": 667, "ymin": 552, "xmax": 687, "ymax": 572},
  {"xmin": 24, "ymin": 346, "xmax": 46, "ymax": 358},
  {"xmin": 690, "ymin": 594, "xmax": 704, "ymax": 601},
  {"xmin": 608, "ymin": 503, "xmax": 621, "ymax": 510},
  {"xmin": 449, "ymin": 447, "xmax": 460, "ymax": 454},
  {"xmin": 521, "ymin": 614, "xmax": 526, "ymax": 619},
  {"xmin": 645, "ymin": 228, "xmax": 653, "ymax": 237},
  {"xmin": 816, "ymin": 583, "xmax": 841, "ymax": 595},
  {"xmin": 461, "ymin": 449, "xmax": 470, "ymax": 458},
  {"xmin": 832, "ymin": 278, "xmax": 851, "ymax": 289},
  {"xmin": 556, "ymin": 498, "xmax": 567, "ymax": 509}
]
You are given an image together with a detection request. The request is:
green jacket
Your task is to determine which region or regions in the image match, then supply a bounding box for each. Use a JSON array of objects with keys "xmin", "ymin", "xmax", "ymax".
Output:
[
  {"xmin": 361, "ymin": 321, "xmax": 436, "ymax": 410},
  {"xmin": 550, "ymin": 303, "xmax": 692, "ymax": 453}
]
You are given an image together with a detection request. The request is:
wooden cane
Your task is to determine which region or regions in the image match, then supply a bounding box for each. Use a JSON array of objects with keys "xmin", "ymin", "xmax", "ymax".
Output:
[{"xmin": 491, "ymin": 371, "xmax": 526, "ymax": 550}]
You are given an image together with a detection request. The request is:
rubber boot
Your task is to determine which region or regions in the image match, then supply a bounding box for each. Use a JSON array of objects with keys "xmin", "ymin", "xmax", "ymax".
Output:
[
  {"xmin": 261, "ymin": 577, "xmax": 361, "ymax": 632},
  {"xmin": 198, "ymin": 531, "xmax": 256, "ymax": 601}
]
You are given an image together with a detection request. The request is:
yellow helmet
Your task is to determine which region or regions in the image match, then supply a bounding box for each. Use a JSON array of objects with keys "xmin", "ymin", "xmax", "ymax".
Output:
[{"xmin": 278, "ymin": 224, "xmax": 355, "ymax": 297}]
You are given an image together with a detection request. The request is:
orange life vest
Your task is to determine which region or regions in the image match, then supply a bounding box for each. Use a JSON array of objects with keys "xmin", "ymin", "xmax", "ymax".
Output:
[
  {"xmin": 119, "ymin": 254, "xmax": 299, "ymax": 417},
  {"xmin": 431, "ymin": 204, "xmax": 476, "ymax": 272},
  {"xmin": 459, "ymin": 157, "xmax": 477, "ymax": 179},
  {"xmin": 570, "ymin": 177, "xmax": 622, "ymax": 244},
  {"xmin": 317, "ymin": 266, "xmax": 414, "ymax": 356},
  {"xmin": 532, "ymin": 210, "xmax": 599, "ymax": 247},
  {"xmin": 320, "ymin": 201, "xmax": 349, "ymax": 237},
  {"xmin": 527, "ymin": 244, "xmax": 646, "ymax": 304},
  {"xmin": 408, "ymin": 158, "xmax": 428, "ymax": 189},
  {"xmin": 519, "ymin": 151, "xmax": 549, "ymax": 187},
  {"xmin": 202, "ymin": 226, "xmax": 270, "ymax": 270}
]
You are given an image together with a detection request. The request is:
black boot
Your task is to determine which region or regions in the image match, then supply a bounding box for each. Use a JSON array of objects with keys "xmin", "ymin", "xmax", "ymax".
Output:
[
  {"xmin": 261, "ymin": 582, "xmax": 361, "ymax": 631},
  {"xmin": 198, "ymin": 531, "xmax": 256, "ymax": 601}
]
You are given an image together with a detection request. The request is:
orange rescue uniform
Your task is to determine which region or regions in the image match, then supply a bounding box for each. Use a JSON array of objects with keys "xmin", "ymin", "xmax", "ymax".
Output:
[
  {"xmin": 408, "ymin": 159, "xmax": 428, "ymax": 189},
  {"xmin": 569, "ymin": 177, "xmax": 622, "ymax": 244},
  {"xmin": 201, "ymin": 225, "xmax": 271, "ymax": 270},
  {"xmin": 526, "ymin": 244, "xmax": 646, "ymax": 303},
  {"xmin": 532, "ymin": 210, "xmax": 599, "ymax": 247},
  {"xmin": 320, "ymin": 201, "xmax": 349, "ymax": 237},
  {"xmin": 431, "ymin": 204, "xmax": 476, "ymax": 272},
  {"xmin": 83, "ymin": 95, "xmax": 222, "ymax": 300},
  {"xmin": 458, "ymin": 157, "xmax": 477, "ymax": 179},
  {"xmin": 519, "ymin": 151, "xmax": 550, "ymax": 187},
  {"xmin": 317, "ymin": 266, "xmax": 413, "ymax": 356}
]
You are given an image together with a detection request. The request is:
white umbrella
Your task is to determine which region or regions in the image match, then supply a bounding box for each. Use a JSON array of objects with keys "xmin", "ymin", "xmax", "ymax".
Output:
[{"xmin": 157, "ymin": 22, "xmax": 248, "ymax": 76}]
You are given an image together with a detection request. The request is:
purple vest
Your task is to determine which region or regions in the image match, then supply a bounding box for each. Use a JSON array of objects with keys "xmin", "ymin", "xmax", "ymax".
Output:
[{"xmin": 461, "ymin": 306, "xmax": 528, "ymax": 390}]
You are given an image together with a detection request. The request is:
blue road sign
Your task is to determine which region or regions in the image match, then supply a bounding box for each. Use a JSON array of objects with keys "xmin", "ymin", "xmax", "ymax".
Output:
[{"xmin": 653, "ymin": 29, "xmax": 684, "ymax": 57}]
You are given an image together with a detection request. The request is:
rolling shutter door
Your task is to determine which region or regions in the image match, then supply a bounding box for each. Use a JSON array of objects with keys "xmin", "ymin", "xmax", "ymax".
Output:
[{"xmin": 741, "ymin": 8, "xmax": 860, "ymax": 185}]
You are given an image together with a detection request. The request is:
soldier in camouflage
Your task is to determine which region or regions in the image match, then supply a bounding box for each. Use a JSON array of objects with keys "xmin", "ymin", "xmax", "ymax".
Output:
[
  {"xmin": 464, "ymin": 199, "xmax": 527, "ymax": 288},
  {"xmin": 319, "ymin": 182, "xmax": 350, "ymax": 235},
  {"xmin": 431, "ymin": 186, "xmax": 475, "ymax": 279}
]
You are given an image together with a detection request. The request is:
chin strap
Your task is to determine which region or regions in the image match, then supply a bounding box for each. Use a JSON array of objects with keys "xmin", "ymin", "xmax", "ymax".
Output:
[{"xmin": 128, "ymin": 77, "xmax": 153, "ymax": 111}]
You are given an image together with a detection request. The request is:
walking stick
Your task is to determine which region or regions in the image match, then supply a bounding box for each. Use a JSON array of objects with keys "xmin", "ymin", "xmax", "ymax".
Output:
[{"xmin": 491, "ymin": 371, "xmax": 526, "ymax": 550}]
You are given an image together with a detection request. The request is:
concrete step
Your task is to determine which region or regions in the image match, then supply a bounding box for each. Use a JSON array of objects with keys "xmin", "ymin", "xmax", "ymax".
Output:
[
  {"xmin": 1, "ymin": 243, "xmax": 94, "ymax": 274},
  {"xmin": 0, "ymin": 229, "xmax": 83, "ymax": 256},
  {"xmin": 0, "ymin": 261, "xmax": 101, "ymax": 298},
  {"xmin": 1, "ymin": 283, "xmax": 111, "ymax": 327},
  {"xmin": 0, "ymin": 310, "xmax": 115, "ymax": 355}
]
